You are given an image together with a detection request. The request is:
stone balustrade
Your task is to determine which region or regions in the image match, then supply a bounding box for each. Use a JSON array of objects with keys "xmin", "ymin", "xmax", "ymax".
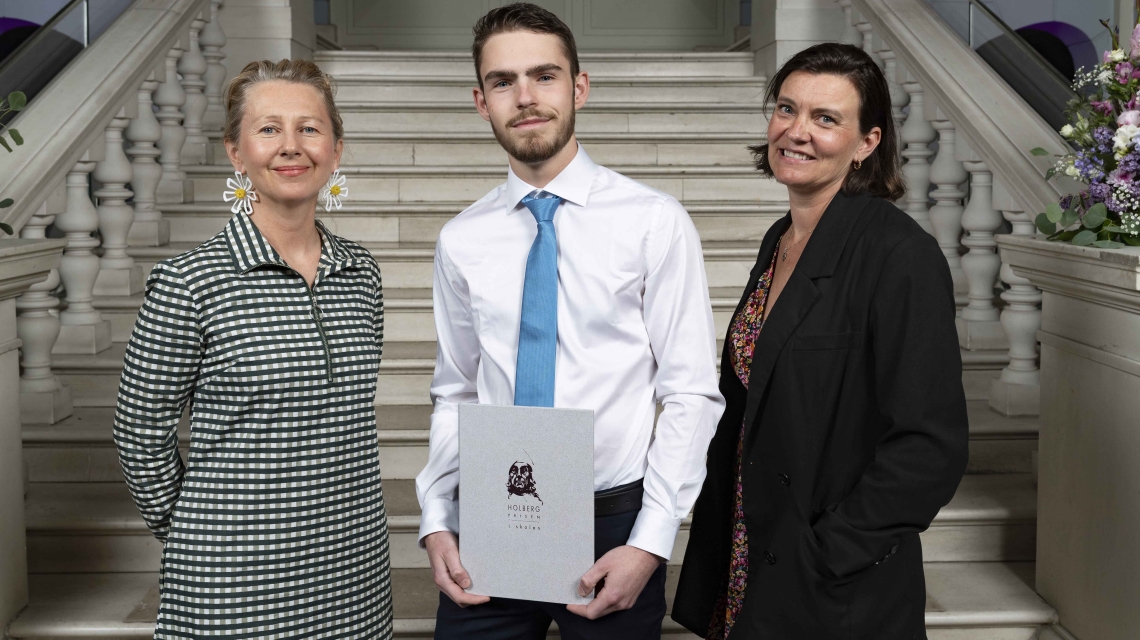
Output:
[{"xmin": 0, "ymin": 0, "xmax": 227, "ymax": 426}]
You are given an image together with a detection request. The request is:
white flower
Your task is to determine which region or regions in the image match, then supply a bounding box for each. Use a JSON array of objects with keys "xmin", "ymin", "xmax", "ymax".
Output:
[
  {"xmin": 320, "ymin": 169, "xmax": 348, "ymax": 212},
  {"xmin": 1111, "ymin": 49, "xmax": 1127, "ymax": 62},
  {"xmin": 1115, "ymin": 124, "xmax": 1140, "ymax": 158},
  {"xmin": 1065, "ymin": 164, "xmax": 1080, "ymax": 177},
  {"xmin": 1098, "ymin": 69, "xmax": 1115, "ymax": 84},
  {"xmin": 1060, "ymin": 124, "xmax": 1075, "ymax": 138},
  {"xmin": 222, "ymin": 171, "xmax": 258, "ymax": 214}
]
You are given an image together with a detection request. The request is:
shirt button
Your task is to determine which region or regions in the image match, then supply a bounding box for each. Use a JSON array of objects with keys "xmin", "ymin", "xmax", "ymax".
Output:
[
  {"xmin": 765, "ymin": 551, "xmax": 777, "ymax": 565},
  {"xmin": 778, "ymin": 473, "xmax": 790, "ymax": 486}
]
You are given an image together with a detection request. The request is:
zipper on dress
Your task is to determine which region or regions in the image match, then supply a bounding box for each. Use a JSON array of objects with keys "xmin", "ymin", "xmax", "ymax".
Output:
[{"xmin": 306, "ymin": 289, "xmax": 334, "ymax": 383}]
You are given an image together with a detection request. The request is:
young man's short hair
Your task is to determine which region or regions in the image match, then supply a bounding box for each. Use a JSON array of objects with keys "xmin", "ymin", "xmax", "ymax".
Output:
[{"xmin": 472, "ymin": 3, "xmax": 580, "ymax": 86}]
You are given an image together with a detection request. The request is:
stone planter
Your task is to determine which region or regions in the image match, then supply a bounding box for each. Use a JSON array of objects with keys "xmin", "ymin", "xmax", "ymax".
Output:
[
  {"xmin": 0, "ymin": 238, "xmax": 65, "ymax": 630},
  {"xmin": 997, "ymin": 235, "xmax": 1140, "ymax": 640}
]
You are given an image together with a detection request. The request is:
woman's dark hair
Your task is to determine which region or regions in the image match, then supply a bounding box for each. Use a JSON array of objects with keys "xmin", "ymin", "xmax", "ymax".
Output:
[
  {"xmin": 750, "ymin": 42, "xmax": 905, "ymax": 201},
  {"xmin": 472, "ymin": 3, "xmax": 579, "ymax": 88}
]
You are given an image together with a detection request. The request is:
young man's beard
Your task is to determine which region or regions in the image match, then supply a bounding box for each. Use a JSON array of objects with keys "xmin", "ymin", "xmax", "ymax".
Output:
[{"xmin": 491, "ymin": 107, "xmax": 576, "ymax": 164}]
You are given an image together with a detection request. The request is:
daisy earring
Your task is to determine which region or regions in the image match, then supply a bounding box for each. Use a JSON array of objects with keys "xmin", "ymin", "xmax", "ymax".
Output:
[
  {"xmin": 223, "ymin": 171, "xmax": 258, "ymax": 214},
  {"xmin": 321, "ymin": 169, "xmax": 348, "ymax": 212}
]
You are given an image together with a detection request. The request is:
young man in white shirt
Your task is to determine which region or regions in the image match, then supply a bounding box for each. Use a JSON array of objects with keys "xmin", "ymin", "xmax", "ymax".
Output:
[{"xmin": 416, "ymin": 4, "xmax": 725, "ymax": 637}]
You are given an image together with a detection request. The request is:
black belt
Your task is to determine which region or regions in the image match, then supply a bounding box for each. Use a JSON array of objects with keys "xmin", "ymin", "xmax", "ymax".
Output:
[{"xmin": 594, "ymin": 479, "xmax": 643, "ymax": 517}]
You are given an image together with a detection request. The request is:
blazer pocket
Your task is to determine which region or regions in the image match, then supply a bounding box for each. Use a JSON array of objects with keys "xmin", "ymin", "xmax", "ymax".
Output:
[{"xmin": 793, "ymin": 331, "xmax": 863, "ymax": 351}]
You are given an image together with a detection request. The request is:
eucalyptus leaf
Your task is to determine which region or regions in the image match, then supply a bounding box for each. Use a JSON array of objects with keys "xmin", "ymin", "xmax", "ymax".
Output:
[
  {"xmin": 1093, "ymin": 239, "xmax": 1125, "ymax": 248},
  {"xmin": 1125, "ymin": 236, "xmax": 1140, "ymax": 246},
  {"xmin": 0, "ymin": 137, "xmax": 11, "ymax": 153},
  {"xmin": 8, "ymin": 91, "xmax": 26, "ymax": 111},
  {"xmin": 1046, "ymin": 202, "xmax": 1064, "ymax": 223},
  {"xmin": 1083, "ymin": 202, "xmax": 1108, "ymax": 229},
  {"xmin": 1106, "ymin": 224, "xmax": 1125, "ymax": 233},
  {"xmin": 1031, "ymin": 147, "xmax": 1050, "ymax": 156},
  {"xmin": 1045, "ymin": 167, "xmax": 1058, "ymax": 180},
  {"xmin": 0, "ymin": 222, "xmax": 11, "ymax": 235},
  {"xmin": 1073, "ymin": 230, "xmax": 1097, "ymax": 245},
  {"xmin": 9, "ymin": 128, "xmax": 23, "ymax": 145},
  {"xmin": 1035, "ymin": 213, "xmax": 1057, "ymax": 235},
  {"xmin": 0, "ymin": 198, "xmax": 12, "ymax": 208},
  {"xmin": 1061, "ymin": 208, "xmax": 1079, "ymax": 228},
  {"xmin": 1057, "ymin": 229, "xmax": 1078, "ymax": 242}
]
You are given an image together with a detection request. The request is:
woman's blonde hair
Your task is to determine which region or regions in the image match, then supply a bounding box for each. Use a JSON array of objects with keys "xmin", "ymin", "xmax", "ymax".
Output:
[{"xmin": 223, "ymin": 59, "xmax": 344, "ymax": 146}]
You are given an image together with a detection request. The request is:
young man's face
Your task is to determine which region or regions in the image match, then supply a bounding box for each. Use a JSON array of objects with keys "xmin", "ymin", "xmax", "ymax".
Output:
[{"xmin": 474, "ymin": 30, "xmax": 589, "ymax": 164}]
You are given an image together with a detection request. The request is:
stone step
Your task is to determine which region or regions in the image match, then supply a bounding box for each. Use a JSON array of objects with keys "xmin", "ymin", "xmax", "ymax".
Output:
[
  {"xmin": 313, "ymin": 50, "xmax": 757, "ymax": 78},
  {"xmin": 333, "ymin": 75, "xmax": 767, "ymax": 104},
  {"xmin": 333, "ymin": 102, "xmax": 766, "ymax": 135},
  {"xmin": 8, "ymin": 563, "xmax": 1056, "ymax": 639},
  {"xmin": 126, "ymin": 239, "xmax": 758, "ymax": 291},
  {"xmin": 23, "ymin": 473, "xmax": 1036, "ymax": 574},
  {"xmin": 207, "ymin": 131, "xmax": 764, "ymax": 169},
  {"xmin": 157, "ymin": 201, "xmax": 781, "ymax": 247},
  {"xmin": 183, "ymin": 163, "xmax": 782, "ymax": 205}
]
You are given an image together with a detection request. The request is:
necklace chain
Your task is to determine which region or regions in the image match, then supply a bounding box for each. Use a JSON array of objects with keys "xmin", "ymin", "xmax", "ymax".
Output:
[{"xmin": 780, "ymin": 228, "xmax": 813, "ymax": 261}]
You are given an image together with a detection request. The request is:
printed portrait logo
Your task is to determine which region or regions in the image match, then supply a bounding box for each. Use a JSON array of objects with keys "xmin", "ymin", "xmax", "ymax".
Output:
[{"xmin": 506, "ymin": 454, "xmax": 543, "ymax": 531}]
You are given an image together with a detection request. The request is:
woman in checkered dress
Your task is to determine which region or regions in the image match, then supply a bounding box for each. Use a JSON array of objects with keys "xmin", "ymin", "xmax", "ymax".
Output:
[{"xmin": 113, "ymin": 60, "xmax": 393, "ymax": 639}]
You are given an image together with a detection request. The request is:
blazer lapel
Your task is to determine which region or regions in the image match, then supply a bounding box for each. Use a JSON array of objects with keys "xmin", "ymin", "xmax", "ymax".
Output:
[{"xmin": 740, "ymin": 190, "xmax": 872, "ymax": 441}]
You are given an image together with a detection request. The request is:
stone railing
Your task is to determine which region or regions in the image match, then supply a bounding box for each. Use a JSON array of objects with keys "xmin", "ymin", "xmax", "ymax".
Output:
[
  {"xmin": 837, "ymin": 0, "xmax": 1070, "ymax": 416},
  {"xmin": 0, "ymin": 0, "xmax": 228, "ymax": 426}
]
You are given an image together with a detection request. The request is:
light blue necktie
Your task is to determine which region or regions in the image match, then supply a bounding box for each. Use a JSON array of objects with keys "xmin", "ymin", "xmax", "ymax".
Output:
[{"xmin": 514, "ymin": 191, "xmax": 563, "ymax": 407}]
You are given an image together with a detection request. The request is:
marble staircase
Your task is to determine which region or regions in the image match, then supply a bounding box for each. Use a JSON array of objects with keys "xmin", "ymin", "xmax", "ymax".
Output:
[{"xmin": 10, "ymin": 49, "xmax": 1056, "ymax": 639}]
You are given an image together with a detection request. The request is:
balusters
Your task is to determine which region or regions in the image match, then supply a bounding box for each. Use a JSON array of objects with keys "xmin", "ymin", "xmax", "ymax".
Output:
[
  {"xmin": 93, "ymin": 108, "xmax": 143, "ymax": 297},
  {"xmin": 54, "ymin": 152, "xmax": 112, "ymax": 355},
  {"xmin": 836, "ymin": 0, "xmax": 861, "ymax": 47},
  {"xmin": 877, "ymin": 46, "xmax": 908, "ymax": 136},
  {"xmin": 956, "ymin": 138, "xmax": 1008, "ymax": 350},
  {"xmin": 852, "ymin": 9, "xmax": 881, "ymax": 66},
  {"xmin": 200, "ymin": 0, "xmax": 228, "ymax": 141},
  {"xmin": 155, "ymin": 44, "xmax": 190, "ymax": 204},
  {"xmin": 180, "ymin": 17, "xmax": 209, "ymax": 165},
  {"xmin": 899, "ymin": 66, "xmax": 936, "ymax": 233},
  {"xmin": 16, "ymin": 198, "xmax": 73, "ymax": 425},
  {"xmin": 926, "ymin": 105, "xmax": 969, "ymax": 312},
  {"xmin": 127, "ymin": 76, "xmax": 169, "ymax": 247},
  {"xmin": 990, "ymin": 181, "xmax": 1041, "ymax": 416}
]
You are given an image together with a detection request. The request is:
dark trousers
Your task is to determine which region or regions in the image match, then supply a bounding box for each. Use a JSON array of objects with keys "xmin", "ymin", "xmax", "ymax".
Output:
[{"xmin": 434, "ymin": 509, "xmax": 668, "ymax": 640}]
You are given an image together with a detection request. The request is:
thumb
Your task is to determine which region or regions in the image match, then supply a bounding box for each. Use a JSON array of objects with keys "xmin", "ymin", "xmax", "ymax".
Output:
[
  {"xmin": 578, "ymin": 559, "xmax": 607, "ymax": 597},
  {"xmin": 443, "ymin": 548, "xmax": 472, "ymax": 590}
]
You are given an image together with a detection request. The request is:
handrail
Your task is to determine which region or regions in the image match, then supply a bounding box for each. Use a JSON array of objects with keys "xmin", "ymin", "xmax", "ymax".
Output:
[
  {"xmin": 852, "ymin": 0, "xmax": 1071, "ymax": 217},
  {"xmin": 0, "ymin": 0, "xmax": 87, "ymax": 79},
  {"xmin": 0, "ymin": 0, "xmax": 209, "ymax": 235},
  {"xmin": 963, "ymin": 0, "xmax": 1074, "ymax": 92}
]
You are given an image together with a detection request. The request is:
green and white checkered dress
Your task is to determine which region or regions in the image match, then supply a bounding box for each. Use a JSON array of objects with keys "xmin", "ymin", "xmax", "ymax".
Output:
[{"xmin": 114, "ymin": 211, "xmax": 393, "ymax": 639}]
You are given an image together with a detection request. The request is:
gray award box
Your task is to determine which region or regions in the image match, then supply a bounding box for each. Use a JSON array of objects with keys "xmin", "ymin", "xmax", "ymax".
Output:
[{"xmin": 458, "ymin": 403, "xmax": 595, "ymax": 605}]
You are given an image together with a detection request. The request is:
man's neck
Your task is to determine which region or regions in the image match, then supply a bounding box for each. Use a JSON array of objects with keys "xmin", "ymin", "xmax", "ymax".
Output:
[{"xmin": 507, "ymin": 136, "xmax": 579, "ymax": 189}]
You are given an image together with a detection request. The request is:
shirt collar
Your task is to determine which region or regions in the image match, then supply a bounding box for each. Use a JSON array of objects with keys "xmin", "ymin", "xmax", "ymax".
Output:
[
  {"xmin": 504, "ymin": 144, "xmax": 597, "ymax": 212},
  {"xmin": 224, "ymin": 211, "xmax": 356, "ymax": 274}
]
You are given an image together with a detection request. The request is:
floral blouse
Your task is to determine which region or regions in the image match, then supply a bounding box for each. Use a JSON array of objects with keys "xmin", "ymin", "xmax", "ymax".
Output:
[{"xmin": 706, "ymin": 241, "xmax": 780, "ymax": 640}]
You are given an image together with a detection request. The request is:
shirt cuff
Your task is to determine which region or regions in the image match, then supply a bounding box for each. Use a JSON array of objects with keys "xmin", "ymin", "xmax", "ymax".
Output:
[
  {"xmin": 418, "ymin": 497, "xmax": 459, "ymax": 548},
  {"xmin": 625, "ymin": 507, "xmax": 682, "ymax": 561}
]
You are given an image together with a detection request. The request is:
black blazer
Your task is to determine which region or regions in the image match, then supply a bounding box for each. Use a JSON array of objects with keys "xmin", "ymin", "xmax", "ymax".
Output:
[{"xmin": 672, "ymin": 191, "xmax": 969, "ymax": 640}]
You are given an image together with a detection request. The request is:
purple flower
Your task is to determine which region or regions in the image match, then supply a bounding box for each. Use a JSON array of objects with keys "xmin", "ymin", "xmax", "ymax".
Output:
[
  {"xmin": 1109, "ymin": 167, "xmax": 1135, "ymax": 184},
  {"xmin": 1093, "ymin": 100, "xmax": 1117, "ymax": 116},
  {"xmin": 1119, "ymin": 150, "xmax": 1140, "ymax": 175},
  {"xmin": 1060, "ymin": 194, "xmax": 1075, "ymax": 210},
  {"xmin": 1119, "ymin": 110, "xmax": 1140, "ymax": 127},
  {"xmin": 1131, "ymin": 24, "xmax": 1140, "ymax": 56},
  {"xmin": 1119, "ymin": 62, "xmax": 1136, "ymax": 83},
  {"xmin": 1088, "ymin": 182, "xmax": 1111, "ymax": 202}
]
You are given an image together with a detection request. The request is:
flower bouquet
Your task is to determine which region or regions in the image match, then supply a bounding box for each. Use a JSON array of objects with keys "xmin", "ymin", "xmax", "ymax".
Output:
[{"xmin": 1033, "ymin": 22, "xmax": 1140, "ymax": 248}]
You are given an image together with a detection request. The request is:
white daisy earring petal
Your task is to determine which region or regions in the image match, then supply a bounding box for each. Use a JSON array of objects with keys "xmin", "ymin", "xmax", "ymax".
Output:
[
  {"xmin": 320, "ymin": 169, "xmax": 347, "ymax": 212},
  {"xmin": 222, "ymin": 171, "xmax": 258, "ymax": 215}
]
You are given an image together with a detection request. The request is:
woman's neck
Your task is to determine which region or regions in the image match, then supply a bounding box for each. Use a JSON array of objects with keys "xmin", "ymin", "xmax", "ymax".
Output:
[
  {"xmin": 786, "ymin": 179, "xmax": 843, "ymax": 238},
  {"xmin": 248, "ymin": 196, "xmax": 321, "ymax": 255}
]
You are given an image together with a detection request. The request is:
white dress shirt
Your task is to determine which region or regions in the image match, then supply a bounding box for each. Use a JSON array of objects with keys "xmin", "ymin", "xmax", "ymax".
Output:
[{"xmin": 416, "ymin": 146, "xmax": 726, "ymax": 559}]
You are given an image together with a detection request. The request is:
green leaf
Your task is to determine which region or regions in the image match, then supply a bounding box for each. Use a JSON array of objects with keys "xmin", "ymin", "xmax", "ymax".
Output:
[
  {"xmin": 9, "ymin": 128, "xmax": 23, "ymax": 146},
  {"xmin": 1046, "ymin": 202, "xmax": 1064, "ymax": 223},
  {"xmin": 1073, "ymin": 230, "xmax": 1098, "ymax": 245},
  {"xmin": 1094, "ymin": 239, "xmax": 1125, "ymax": 248},
  {"xmin": 1106, "ymin": 224, "xmax": 1125, "ymax": 233},
  {"xmin": 0, "ymin": 137, "xmax": 11, "ymax": 153},
  {"xmin": 1124, "ymin": 235, "xmax": 1140, "ymax": 246},
  {"xmin": 1045, "ymin": 167, "xmax": 1057, "ymax": 180},
  {"xmin": 0, "ymin": 222, "xmax": 11, "ymax": 235},
  {"xmin": 1035, "ymin": 213, "xmax": 1057, "ymax": 235},
  {"xmin": 0, "ymin": 198, "xmax": 12, "ymax": 208},
  {"xmin": 8, "ymin": 91, "xmax": 26, "ymax": 111},
  {"xmin": 1031, "ymin": 147, "xmax": 1050, "ymax": 156},
  {"xmin": 1083, "ymin": 202, "xmax": 1108, "ymax": 229},
  {"xmin": 1061, "ymin": 208, "xmax": 1080, "ymax": 228}
]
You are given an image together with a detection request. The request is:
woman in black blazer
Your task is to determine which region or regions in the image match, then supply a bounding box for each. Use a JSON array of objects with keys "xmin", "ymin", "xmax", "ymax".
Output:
[{"xmin": 673, "ymin": 43, "xmax": 969, "ymax": 640}]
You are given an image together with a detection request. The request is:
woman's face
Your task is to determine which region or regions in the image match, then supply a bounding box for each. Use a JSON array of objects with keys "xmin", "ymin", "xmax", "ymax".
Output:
[
  {"xmin": 225, "ymin": 80, "xmax": 342, "ymax": 210},
  {"xmin": 767, "ymin": 71, "xmax": 880, "ymax": 197}
]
